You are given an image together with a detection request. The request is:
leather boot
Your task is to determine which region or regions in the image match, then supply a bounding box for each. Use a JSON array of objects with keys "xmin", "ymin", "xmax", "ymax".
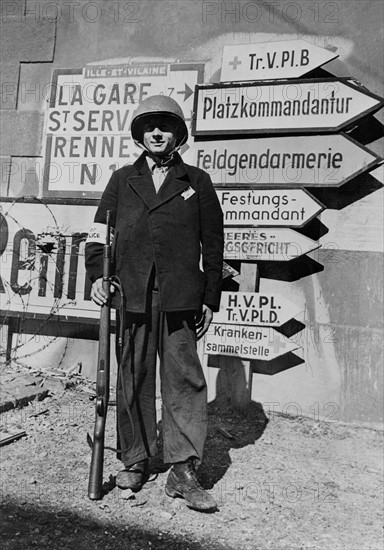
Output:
[
  {"xmin": 116, "ymin": 459, "xmax": 149, "ymax": 491},
  {"xmin": 165, "ymin": 459, "xmax": 218, "ymax": 511}
]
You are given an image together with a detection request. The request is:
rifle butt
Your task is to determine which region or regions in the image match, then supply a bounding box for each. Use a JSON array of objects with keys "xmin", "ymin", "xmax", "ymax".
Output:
[{"xmin": 88, "ymin": 437, "xmax": 105, "ymax": 500}]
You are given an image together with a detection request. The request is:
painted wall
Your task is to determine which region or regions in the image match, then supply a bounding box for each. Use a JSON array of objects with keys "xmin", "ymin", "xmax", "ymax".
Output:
[{"xmin": 1, "ymin": 0, "xmax": 383, "ymax": 425}]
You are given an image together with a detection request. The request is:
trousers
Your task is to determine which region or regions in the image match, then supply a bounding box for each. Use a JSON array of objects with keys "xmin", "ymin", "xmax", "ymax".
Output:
[{"xmin": 116, "ymin": 290, "xmax": 208, "ymax": 467}]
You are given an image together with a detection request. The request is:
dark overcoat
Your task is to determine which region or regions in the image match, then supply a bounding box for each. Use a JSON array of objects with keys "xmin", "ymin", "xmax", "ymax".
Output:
[{"xmin": 85, "ymin": 153, "xmax": 224, "ymax": 313}]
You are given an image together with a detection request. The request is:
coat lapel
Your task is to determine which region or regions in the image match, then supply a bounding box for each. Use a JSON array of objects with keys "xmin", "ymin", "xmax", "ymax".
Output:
[
  {"xmin": 127, "ymin": 154, "xmax": 158, "ymax": 210},
  {"xmin": 155, "ymin": 156, "xmax": 191, "ymax": 208}
]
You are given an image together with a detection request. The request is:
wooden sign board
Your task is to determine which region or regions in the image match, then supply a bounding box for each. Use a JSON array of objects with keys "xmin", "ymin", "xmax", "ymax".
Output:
[
  {"xmin": 221, "ymin": 40, "xmax": 338, "ymax": 82},
  {"xmin": 216, "ymin": 188, "xmax": 324, "ymax": 228},
  {"xmin": 0, "ymin": 201, "xmax": 99, "ymax": 319},
  {"xmin": 183, "ymin": 134, "xmax": 382, "ymax": 187},
  {"xmin": 214, "ymin": 291, "xmax": 302, "ymax": 326},
  {"xmin": 192, "ymin": 78, "xmax": 384, "ymax": 136},
  {"xmin": 205, "ymin": 323, "xmax": 299, "ymax": 360},
  {"xmin": 224, "ymin": 228, "xmax": 319, "ymax": 261}
]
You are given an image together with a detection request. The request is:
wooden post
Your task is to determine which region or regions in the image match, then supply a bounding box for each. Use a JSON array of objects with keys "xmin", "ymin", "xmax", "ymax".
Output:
[
  {"xmin": 6, "ymin": 318, "xmax": 20, "ymax": 362},
  {"xmin": 202, "ymin": 262, "xmax": 260, "ymax": 414},
  {"xmin": 231, "ymin": 262, "xmax": 260, "ymax": 411}
]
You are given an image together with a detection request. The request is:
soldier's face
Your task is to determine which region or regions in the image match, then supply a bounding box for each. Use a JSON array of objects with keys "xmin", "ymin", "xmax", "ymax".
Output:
[{"xmin": 143, "ymin": 118, "xmax": 178, "ymax": 156}]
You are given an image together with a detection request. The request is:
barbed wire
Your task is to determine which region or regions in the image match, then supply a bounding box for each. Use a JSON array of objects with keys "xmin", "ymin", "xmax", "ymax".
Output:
[{"xmin": 0, "ymin": 196, "xmax": 95, "ymax": 370}]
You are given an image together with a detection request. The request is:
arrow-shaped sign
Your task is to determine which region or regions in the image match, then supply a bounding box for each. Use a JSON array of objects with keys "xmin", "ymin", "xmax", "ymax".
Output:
[
  {"xmin": 183, "ymin": 134, "xmax": 382, "ymax": 187},
  {"xmin": 216, "ymin": 188, "xmax": 324, "ymax": 228},
  {"xmin": 224, "ymin": 228, "xmax": 319, "ymax": 261},
  {"xmin": 214, "ymin": 291, "xmax": 302, "ymax": 326},
  {"xmin": 192, "ymin": 78, "xmax": 384, "ymax": 136},
  {"xmin": 222, "ymin": 261, "xmax": 240, "ymax": 279},
  {"xmin": 177, "ymin": 82, "xmax": 194, "ymax": 102},
  {"xmin": 221, "ymin": 40, "xmax": 338, "ymax": 82},
  {"xmin": 205, "ymin": 323, "xmax": 300, "ymax": 360}
]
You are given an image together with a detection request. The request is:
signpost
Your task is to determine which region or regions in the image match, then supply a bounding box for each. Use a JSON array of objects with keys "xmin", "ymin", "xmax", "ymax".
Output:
[
  {"xmin": 183, "ymin": 134, "xmax": 382, "ymax": 187},
  {"xmin": 224, "ymin": 228, "xmax": 319, "ymax": 261},
  {"xmin": 216, "ymin": 188, "xmax": 324, "ymax": 227},
  {"xmin": 221, "ymin": 40, "xmax": 338, "ymax": 82},
  {"xmin": 205, "ymin": 323, "xmax": 299, "ymax": 360},
  {"xmin": 43, "ymin": 62, "xmax": 204, "ymax": 199},
  {"xmin": 192, "ymin": 78, "xmax": 384, "ymax": 135},
  {"xmin": 214, "ymin": 291, "xmax": 302, "ymax": 327},
  {"xmin": 200, "ymin": 40, "xmax": 383, "ymax": 408}
]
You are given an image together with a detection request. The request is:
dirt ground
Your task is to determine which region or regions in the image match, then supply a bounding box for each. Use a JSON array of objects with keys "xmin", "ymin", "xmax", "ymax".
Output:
[{"xmin": 0, "ymin": 384, "xmax": 383, "ymax": 550}]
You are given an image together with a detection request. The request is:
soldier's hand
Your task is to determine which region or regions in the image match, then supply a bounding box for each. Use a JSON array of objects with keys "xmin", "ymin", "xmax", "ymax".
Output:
[
  {"xmin": 196, "ymin": 305, "xmax": 213, "ymax": 340},
  {"xmin": 90, "ymin": 277, "xmax": 108, "ymax": 306}
]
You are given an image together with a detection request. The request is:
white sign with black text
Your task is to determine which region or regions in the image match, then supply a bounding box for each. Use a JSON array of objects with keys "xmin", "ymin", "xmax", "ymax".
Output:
[
  {"xmin": 205, "ymin": 323, "xmax": 299, "ymax": 360},
  {"xmin": 216, "ymin": 188, "xmax": 323, "ymax": 228},
  {"xmin": 214, "ymin": 291, "xmax": 302, "ymax": 327},
  {"xmin": 221, "ymin": 40, "xmax": 338, "ymax": 82},
  {"xmin": 193, "ymin": 79, "xmax": 384, "ymax": 135},
  {"xmin": 183, "ymin": 134, "xmax": 381, "ymax": 187},
  {"xmin": 44, "ymin": 63, "xmax": 203, "ymax": 198}
]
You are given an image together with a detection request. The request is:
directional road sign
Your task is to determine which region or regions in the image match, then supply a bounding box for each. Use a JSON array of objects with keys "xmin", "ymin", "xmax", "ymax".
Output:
[
  {"xmin": 183, "ymin": 134, "xmax": 382, "ymax": 187},
  {"xmin": 214, "ymin": 291, "xmax": 302, "ymax": 326},
  {"xmin": 192, "ymin": 78, "xmax": 384, "ymax": 136},
  {"xmin": 216, "ymin": 188, "xmax": 324, "ymax": 228},
  {"xmin": 222, "ymin": 261, "xmax": 240, "ymax": 279},
  {"xmin": 224, "ymin": 228, "xmax": 319, "ymax": 261},
  {"xmin": 205, "ymin": 323, "xmax": 300, "ymax": 360},
  {"xmin": 221, "ymin": 40, "xmax": 338, "ymax": 82},
  {"xmin": 44, "ymin": 63, "xmax": 204, "ymax": 199}
]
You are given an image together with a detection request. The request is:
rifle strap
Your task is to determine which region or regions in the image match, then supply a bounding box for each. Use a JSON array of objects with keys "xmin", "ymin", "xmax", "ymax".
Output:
[{"xmin": 110, "ymin": 276, "xmax": 125, "ymax": 363}]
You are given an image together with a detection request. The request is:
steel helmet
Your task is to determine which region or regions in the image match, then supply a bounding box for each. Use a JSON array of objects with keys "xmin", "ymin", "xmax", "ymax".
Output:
[{"xmin": 130, "ymin": 95, "xmax": 188, "ymax": 148}]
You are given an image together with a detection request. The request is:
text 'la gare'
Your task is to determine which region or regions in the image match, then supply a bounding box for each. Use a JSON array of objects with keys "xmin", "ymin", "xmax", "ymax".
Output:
[{"xmin": 56, "ymin": 82, "xmax": 152, "ymax": 106}]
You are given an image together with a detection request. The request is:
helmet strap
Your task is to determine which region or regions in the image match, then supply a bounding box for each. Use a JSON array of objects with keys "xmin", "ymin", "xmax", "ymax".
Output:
[
  {"xmin": 148, "ymin": 151, "xmax": 177, "ymax": 167},
  {"xmin": 134, "ymin": 140, "xmax": 181, "ymax": 167}
]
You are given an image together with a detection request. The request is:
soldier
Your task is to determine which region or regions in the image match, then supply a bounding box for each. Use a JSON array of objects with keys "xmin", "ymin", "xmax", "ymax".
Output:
[{"xmin": 85, "ymin": 95, "xmax": 223, "ymax": 511}]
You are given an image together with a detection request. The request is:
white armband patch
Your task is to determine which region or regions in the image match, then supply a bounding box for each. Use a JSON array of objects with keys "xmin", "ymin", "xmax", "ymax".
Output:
[{"xmin": 86, "ymin": 223, "xmax": 108, "ymax": 244}]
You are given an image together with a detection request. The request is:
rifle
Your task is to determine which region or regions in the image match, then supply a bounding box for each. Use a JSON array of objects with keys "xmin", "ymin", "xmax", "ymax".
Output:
[{"xmin": 88, "ymin": 210, "xmax": 112, "ymax": 500}]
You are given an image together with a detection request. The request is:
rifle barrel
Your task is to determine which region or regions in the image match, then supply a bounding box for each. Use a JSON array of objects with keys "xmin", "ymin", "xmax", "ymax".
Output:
[{"xmin": 88, "ymin": 210, "xmax": 112, "ymax": 500}]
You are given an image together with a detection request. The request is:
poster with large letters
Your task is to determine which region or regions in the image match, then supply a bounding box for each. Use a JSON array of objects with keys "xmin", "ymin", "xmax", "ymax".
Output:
[{"xmin": 0, "ymin": 200, "xmax": 98, "ymax": 319}]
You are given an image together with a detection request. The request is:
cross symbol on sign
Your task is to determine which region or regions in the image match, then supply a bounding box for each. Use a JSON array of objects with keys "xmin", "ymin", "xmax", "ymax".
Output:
[
  {"xmin": 229, "ymin": 56, "xmax": 242, "ymax": 70},
  {"xmin": 271, "ymin": 331, "xmax": 287, "ymax": 355}
]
